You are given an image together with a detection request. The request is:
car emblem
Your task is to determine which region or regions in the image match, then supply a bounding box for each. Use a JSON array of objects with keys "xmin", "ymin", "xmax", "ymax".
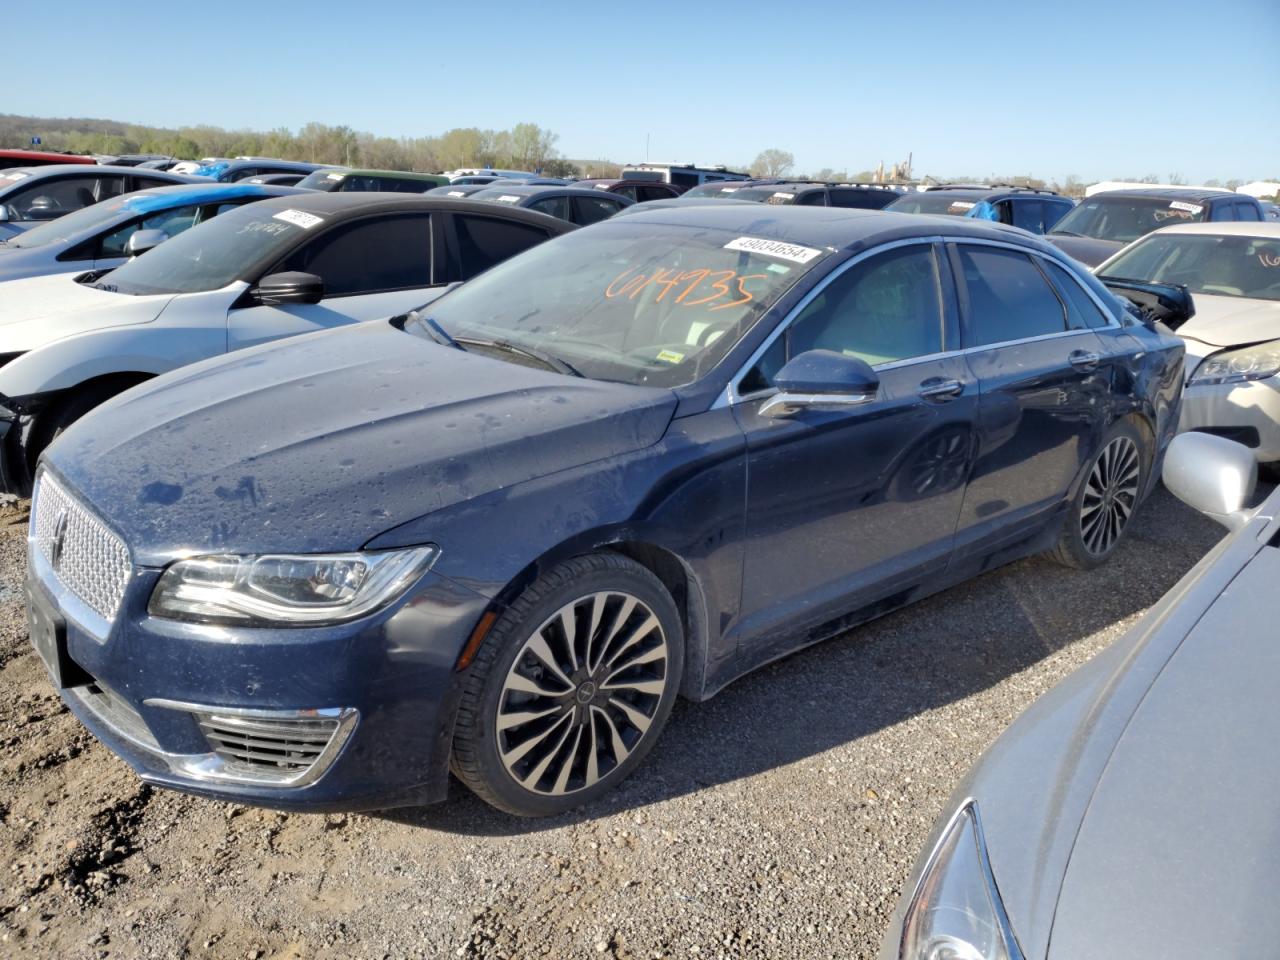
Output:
[{"xmin": 49, "ymin": 510, "xmax": 69, "ymax": 570}]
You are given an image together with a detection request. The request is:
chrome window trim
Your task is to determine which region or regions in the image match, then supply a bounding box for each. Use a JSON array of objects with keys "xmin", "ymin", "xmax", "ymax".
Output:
[{"xmin": 716, "ymin": 233, "xmax": 1117, "ymax": 408}]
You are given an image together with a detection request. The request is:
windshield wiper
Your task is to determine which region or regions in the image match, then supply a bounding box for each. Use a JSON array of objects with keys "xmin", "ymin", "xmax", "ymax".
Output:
[
  {"xmin": 1049, "ymin": 230, "xmax": 1083, "ymax": 238},
  {"xmin": 455, "ymin": 336, "xmax": 584, "ymax": 378},
  {"xmin": 411, "ymin": 312, "xmax": 464, "ymax": 351}
]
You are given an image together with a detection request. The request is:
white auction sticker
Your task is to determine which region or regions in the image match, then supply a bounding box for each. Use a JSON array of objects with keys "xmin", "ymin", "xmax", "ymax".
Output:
[
  {"xmin": 272, "ymin": 209, "xmax": 324, "ymax": 229},
  {"xmin": 496, "ymin": 195, "xmax": 520, "ymax": 203},
  {"xmin": 326, "ymin": 172, "xmax": 346, "ymax": 181},
  {"xmin": 446, "ymin": 190, "xmax": 467, "ymax": 197},
  {"xmin": 948, "ymin": 201, "xmax": 976, "ymax": 211},
  {"xmin": 724, "ymin": 236, "xmax": 824, "ymax": 264},
  {"xmin": 1169, "ymin": 200, "xmax": 1204, "ymax": 214}
]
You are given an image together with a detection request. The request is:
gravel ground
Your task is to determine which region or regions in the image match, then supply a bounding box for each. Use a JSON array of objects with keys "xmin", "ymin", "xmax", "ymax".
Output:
[{"xmin": 0, "ymin": 486, "xmax": 1239, "ymax": 959}]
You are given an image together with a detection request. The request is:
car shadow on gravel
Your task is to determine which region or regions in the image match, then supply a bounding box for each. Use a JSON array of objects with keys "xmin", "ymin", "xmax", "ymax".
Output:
[{"xmin": 382, "ymin": 485, "xmax": 1235, "ymax": 836}]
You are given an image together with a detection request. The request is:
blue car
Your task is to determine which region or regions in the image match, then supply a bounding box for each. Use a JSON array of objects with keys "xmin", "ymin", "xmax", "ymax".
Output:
[
  {"xmin": 0, "ymin": 182, "xmax": 306, "ymax": 284},
  {"xmin": 27, "ymin": 206, "xmax": 1185, "ymax": 816}
]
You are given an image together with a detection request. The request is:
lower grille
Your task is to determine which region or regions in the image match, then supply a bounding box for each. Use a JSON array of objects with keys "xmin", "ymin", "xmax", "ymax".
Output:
[
  {"xmin": 67, "ymin": 681, "xmax": 160, "ymax": 751},
  {"xmin": 193, "ymin": 709, "xmax": 354, "ymax": 784}
]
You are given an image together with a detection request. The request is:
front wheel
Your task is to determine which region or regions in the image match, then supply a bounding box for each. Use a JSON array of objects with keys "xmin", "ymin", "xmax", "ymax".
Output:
[
  {"xmin": 451, "ymin": 554, "xmax": 683, "ymax": 817},
  {"xmin": 1049, "ymin": 420, "xmax": 1147, "ymax": 570}
]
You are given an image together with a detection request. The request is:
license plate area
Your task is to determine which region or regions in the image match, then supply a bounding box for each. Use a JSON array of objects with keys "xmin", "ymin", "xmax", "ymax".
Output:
[{"xmin": 27, "ymin": 586, "xmax": 91, "ymax": 689}]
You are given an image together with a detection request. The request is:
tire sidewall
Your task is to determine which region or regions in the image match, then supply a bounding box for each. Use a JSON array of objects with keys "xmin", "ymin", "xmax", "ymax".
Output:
[
  {"xmin": 1062, "ymin": 419, "xmax": 1147, "ymax": 569},
  {"xmin": 459, "ymin": 558, "xmax": 684, "ymax": 817}
]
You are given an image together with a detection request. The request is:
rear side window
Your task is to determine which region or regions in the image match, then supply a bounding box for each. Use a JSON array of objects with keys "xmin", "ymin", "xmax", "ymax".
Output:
[
  {"xmin": 639, "ymin": 186, "xmax": 672, "ymax": 202},
  {"xmin": 1042, "ymin": 200, "xmax": 1073, "ymax": 231},
  {"xmin": 277, "ymin": 214, "xmax": 433, "ymax": 296},
  {"xmin": 1042, "ymin": 259, "xmax": 1112, "ymax": 330},
  {"xmin": 956, "ymin": 245, "xmax": 1067, "ymax": 346},
  {"xmin": 1234, "ymin": 201, "xmax": 1261, "ymax": 222},
  {"xmin": 453, "ymin": 214, "xmax": 550, "ymax": 281},
  {"xmin": 795, "ymin": 190, "xmax": 828, "ymax": 206},
  {"xmin": 573, "ymin": 195, "xmax": 622, "ymax": 225},
  {"xmin": 528, "ymin": 196, "xmax": 571, "ymax": 220},
  {"xmin": 1209, "ymin": 201, "xmax": 1236, "ymax": 222},
  {"xmin": 1010, "ymin": 200, "xmax": 1044, "ymax": 233}
]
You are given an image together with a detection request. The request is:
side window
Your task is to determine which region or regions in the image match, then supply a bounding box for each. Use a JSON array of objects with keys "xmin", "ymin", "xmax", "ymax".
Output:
[
  {"xmin": 1042, "ymin": 200, "xmax": 1073, "ymax": 231},
  {"xmin": 795, "ymin": 190, "xmax": 828, "ymax": 206},
  {"xmin": 452, "ymin": 214, "xmax": 550, "ymax": 281},
  {"xmin": 1042, "ymin": 259, "xmax": 1112, "ymax": 330},
  {"xmin": 639, "ymin": 186, "xmax": 670, "ymax": 203},
  {"xmin": 98, "ymin": 204, "xmax": 201, "ymax": 258},
  {"xmin": 528, "ymin": 196, "xmax": 571, "ymax": 221},
  {"xmin": 276, "ymin": 214, "xmax": 433, "ymax": 296},
  {"xmin": 828, "ymin": 189, "xmax": 874, "ymax": 209},
  {"xmin": 8, "ymin": 176, "xmax": 105, "ymax": 220},
  {"xmin": 994, "ymin": 201, "xmax": 1016, "ymax": 225},
  {"xmin": 1209, "ymin": 201, "xmax": 1236, "ymax": 222},
  {"xmin": 1010, "ymin": 200, "xmax": 1044, "ymax": 233},
  {"xmin": 956, "ymin": 245, "xmax": 1067, "ymax": 346},
  {"xmin": 133, "ymin": 176, "xmax": 180, "ymax": 191},
  {"xmin": 1235, "ymin": 201, "xmax": 1261, "ymax": 222},
  {"xmin": 786, "ymin": 245, "xmax": 946, "ymax": 367},
  {"xmin": 738, "ymin": 336, "xmax": 786, "ymax": 396},
  {"xmin": 573, "ymin": 195, "xmax": 623, "ymax": 225}
]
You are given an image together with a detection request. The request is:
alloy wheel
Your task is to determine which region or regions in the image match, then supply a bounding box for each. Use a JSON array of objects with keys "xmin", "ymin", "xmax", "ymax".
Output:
[
  {"xmin": 496, "ymin": 591, "xmax": 669, "ymax": 797},
  {"xmin": 1080, "ymin": 436, "xmax": 1140, "ymax": 556}
]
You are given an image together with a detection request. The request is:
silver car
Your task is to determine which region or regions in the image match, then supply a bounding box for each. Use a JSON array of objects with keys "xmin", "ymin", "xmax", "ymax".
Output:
[
  {"xmin": 880, "ymin": 430, "xmax": 1277, "ymax": 960},
  {"xmin": 0, "ymin": 182, "xmax": 305, "ymax": 284}
]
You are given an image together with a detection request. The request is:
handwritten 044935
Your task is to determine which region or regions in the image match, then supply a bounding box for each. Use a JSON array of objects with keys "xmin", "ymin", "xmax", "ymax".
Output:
[{"xmin": 605, "ymin": 267, "xmax": 768, "ymax": 312}]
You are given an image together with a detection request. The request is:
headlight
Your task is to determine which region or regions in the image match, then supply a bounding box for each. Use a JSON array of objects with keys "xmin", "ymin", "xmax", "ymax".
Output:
[
  {"xmin": 148, "ymin": 546, "xmax": 439, "ymax": 626},
  {"xmin": 1189, "ymin": 340, "xmax": 1280, "ymax": 386},
  {"xmin": 898, "ymin": 801, "xmax": 1023, "ymax": 960}
]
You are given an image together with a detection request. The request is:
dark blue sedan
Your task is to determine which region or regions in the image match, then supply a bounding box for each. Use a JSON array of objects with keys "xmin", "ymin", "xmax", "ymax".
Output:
[{"xmin": 27, "ymin": 206, "xmax": 1185, "ymax": 816}]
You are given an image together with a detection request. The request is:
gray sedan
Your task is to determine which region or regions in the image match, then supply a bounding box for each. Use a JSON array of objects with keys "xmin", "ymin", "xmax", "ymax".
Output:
[
  {"xmin": 880, "ymin": 430, "xmax": 1278, "ymax": 960},
  {"xmin": 0, "ymin": 165, "xmax": 201, "ymax": 238},
  {"xmin": 0, "ymin": 182, "xmax": 305, "ymax": 284}
]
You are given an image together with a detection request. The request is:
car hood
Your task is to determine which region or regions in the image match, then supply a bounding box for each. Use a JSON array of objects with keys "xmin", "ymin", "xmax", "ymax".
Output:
[
  {"xmin": 46, "ymin": 320, "xmax": 678, "ymax": 565},
  {"xmin": 0, "ymin": 272, "xmax": 173, "ymax": 353},
  {"xmin": 1046, "ymin": 234, "xmax": 1123, "ymax": 268},
  {"xmin": 1048, "ymin": 534, "xmax": 1280, "ymax": 959},
  {"xmin": 1177, "ymin": 293, "xmax": 1280, "ymax": 349}
]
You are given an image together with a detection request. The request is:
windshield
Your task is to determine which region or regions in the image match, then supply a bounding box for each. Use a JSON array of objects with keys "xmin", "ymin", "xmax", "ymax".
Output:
[
  {"xmin": 1050, "ymin": 196, "xmax": 1208, "ymax": 244},
  {"xmin": 409, "ymin": 222, "xmax": 828, "ymax": 387},
  {"xmin": 885, "ymin": 192, "xmax": 984, "ymax": 215},
  {"xmin": 99, "ymin": 203, "xmax": 317, "ymax": 296},
  {"xmin": 1100, "ymin": 233, "xmax": 1280, "ymax": 302},
  {"xmin": 295, "ymin": 170, "xmax": 346, "ymax": 192},
  {"xmin": 730, "ymin": 187, "xmax": 803, "ymax": 204},
  {"xmin": 682, "ymin": 183, "xmax": 744, "ymax": 198},
  {"xmin": 5, "ymin": 196, "xmax": 133, "ymax": 248}
]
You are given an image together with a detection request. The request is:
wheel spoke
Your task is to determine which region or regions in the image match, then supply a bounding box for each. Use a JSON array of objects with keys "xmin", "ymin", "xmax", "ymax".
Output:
[
  {"xmin": 559, "ymin": 608, "xmax": 582, "ymax": 671},
  {"xmin": 600, "ymin": 709, "xmax": 631, "ymax": 766},
  {"xmin": 603, "ymin": 676, "xmax": 666, "ymax": 696},
  {"xmin": 497, "ymin": 703, "xmax": 564, "ymax": 732},
  {"xmin": 504, "ymin": 670, "xmax": 572, "ymax": 697},
  {"xmin": 608, "ymin": 696, "xmax": 654, "ymax": 734},
  {"xmin": 602, "ymin": 613, "xmax": 660, "ymax": 672},
  {"xmin": 585, "ymin": 709, "xmax": 602, "ymax": 786},
  {"xmin": 550, "ymin": 724, "xmax": 584, "ymax": 795},
  {"xmin": 525, "ymin": 633, "xmax": 574, "ymax": 688},
  {"xmin": 584, "ymin": 594, "xmax": 607, "ymax": 673},
  {"xmin": 500, "ymin": 711, "xmax": 570, "ymax": 765}
]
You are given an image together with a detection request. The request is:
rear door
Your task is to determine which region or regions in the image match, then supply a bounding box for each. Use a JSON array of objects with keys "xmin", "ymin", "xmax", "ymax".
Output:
[
  {"xmin": 731, "ymin": 240, "xmax": 979, "ymax": 663},
  {"xmin": 227, "ymin": 212, "xmax": 443, "ymax": 350},
  {"xmin": 949, "ymin": 242, "xmax": 1113, "ymax": 556},
  {"xmin": 442, "ymin": 211, "xmax": 560, "ymax": 282}
]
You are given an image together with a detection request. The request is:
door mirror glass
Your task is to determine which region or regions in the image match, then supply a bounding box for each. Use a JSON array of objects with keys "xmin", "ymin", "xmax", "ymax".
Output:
[
  {"xmin": 761, "ymin": 349, "xmax": 879, "ymax": 418},
  {"xmin": 125, "ymin": 228, "xmax": 168, "ymax": 258},
  {"xmin": 252, "ymin": 271, "xmax": 325, "ymax": 306},
  {"xmin": 1163, "ymin": 432, "xmax": 1256, "ymax": 531}
]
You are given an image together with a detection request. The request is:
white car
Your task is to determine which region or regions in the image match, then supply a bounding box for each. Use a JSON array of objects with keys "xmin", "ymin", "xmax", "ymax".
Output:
[
  {"xmin": 1097, "ymin": 221, "xmax": 1280, "ymax": 477},
  {"xmin": 0, "ymin": 192, "xmax": 573, "ymax": 493}
]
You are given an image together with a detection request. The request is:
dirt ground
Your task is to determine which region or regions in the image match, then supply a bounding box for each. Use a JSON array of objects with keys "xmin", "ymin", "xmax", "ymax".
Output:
[{"xmin": 0, "ymin": 488, "xmax": 1230, "ymax": 959}]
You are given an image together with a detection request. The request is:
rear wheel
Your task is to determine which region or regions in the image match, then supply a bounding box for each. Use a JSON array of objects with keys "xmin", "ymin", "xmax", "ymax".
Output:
[
  {"xmin": 451, "ymin": 554, "xmax": 683, "ymax": 817},
  {"xmin": 1049, "ymin": 420, "xmax": 1147, "ymax": 569}
]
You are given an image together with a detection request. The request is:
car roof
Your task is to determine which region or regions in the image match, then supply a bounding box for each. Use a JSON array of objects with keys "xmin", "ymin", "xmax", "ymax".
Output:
[
  {"xmin": 116, "ymin": 182, "xmax": 308, "ymax": 208},
  {"xmin": 471, "ymin": 185, "xmax": 635, "ymax": 202},
  {"xmin": 0, "ymin": 163, "xmax": 189, "ymax": 178},
  {"xmin": 246, "ymin": 192, "xmax": 579, "ymax": 230},
  {"xmin": 1144, "ymin": 221, "xmax": 1280, "ymax": 238},
  {"xmin": 0, "ymin": 149, "xmax": 95, "ymax": 164},
  {"xmin": 335, "ymin": 168, "xmax": 446, "ymax": 180},
  {"xmin": 1089, "ymin": 187, "xmax": 1240, "ymax": 202},
  {"xmin": 615, "ymin": 204, "xmax": 1060, "ymax": 253}
]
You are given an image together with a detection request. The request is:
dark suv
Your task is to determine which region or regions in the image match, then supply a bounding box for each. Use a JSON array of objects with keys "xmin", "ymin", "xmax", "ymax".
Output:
[
  {"xmin": 1046, "ymin": 188, "xmax": 1267, "ymax": 266},
  {"xmin": 886, "ymin": 184, "xmax": 1075, "ymax": 234}
]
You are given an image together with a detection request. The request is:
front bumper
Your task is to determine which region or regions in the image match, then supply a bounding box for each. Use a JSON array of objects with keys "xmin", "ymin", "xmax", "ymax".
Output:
[
  {"xmin": 28, "ymin": 539, "xmax": 493, "ymax": 812},
  {"xmin": 1178, "ymin": 375, "xmax": 1280, "ymax": 463}
]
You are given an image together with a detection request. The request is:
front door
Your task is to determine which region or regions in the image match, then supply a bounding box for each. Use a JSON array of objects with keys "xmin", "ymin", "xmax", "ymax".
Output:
[{"xmin": 731, "ymin": 242, "xmax": 979, "ymax": 666}]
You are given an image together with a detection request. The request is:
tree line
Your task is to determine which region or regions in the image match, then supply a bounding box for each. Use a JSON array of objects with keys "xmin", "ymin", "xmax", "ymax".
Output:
[{"xmin": 0, "ymin": 114, "xmax": 627, "ymax": 178}]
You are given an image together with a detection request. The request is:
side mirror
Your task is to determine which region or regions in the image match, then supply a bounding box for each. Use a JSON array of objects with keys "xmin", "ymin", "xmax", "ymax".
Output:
[
  {"xmin": 1098, "ymin": 277, "xmax": 1196, "ymax": 331},
  {"xmin": 125, "ymin": 228, "xmax": 168, "ymax": 257},
  {"xmin": 251, "ymin": 271, "xmax": 324, "ymax": 306},
  {"xmin": 1163, "ymin": 432, "xmax": 1257, "ymax": 531},
  {"xmin": 761, "ymin": 349, "xmax": 880, "ymax": 418}
]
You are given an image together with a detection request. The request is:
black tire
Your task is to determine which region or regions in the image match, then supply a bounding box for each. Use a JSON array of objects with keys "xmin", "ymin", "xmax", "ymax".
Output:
[
  {"xmin": 451, "ymin": 553, "xmax": 683, "ymax": 817},
  {"xmin": 26, "ymin": 382, "xmax": 132, "ymax": 481},
  {"xmin": 1049, "ymin": 418, "xmax": 1148, "ymax": 570}
]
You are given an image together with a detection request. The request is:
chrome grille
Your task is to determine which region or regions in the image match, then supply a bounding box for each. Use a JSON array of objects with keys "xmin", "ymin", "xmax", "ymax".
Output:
[
  {"xmin": 31, "ymin": 473, "xmax": 131, "ymax": 621},
  {"xmin": 195, "ymin": 710, "xmax": 344, "ymax": 781}
]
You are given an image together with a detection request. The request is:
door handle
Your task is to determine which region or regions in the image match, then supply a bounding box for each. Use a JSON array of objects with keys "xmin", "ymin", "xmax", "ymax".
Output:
[
  {"xmin": 1070, "ymin": 350, "xmax": 1101, "ymax": 371},
  {"xmin": 918, "ymin": 377, "xmax": 964, "ymax": 402}
]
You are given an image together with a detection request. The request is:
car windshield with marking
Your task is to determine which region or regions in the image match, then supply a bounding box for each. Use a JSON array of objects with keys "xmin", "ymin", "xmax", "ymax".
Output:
[
  {"xmin": 295, "ymin": 170, "xmax": 348, "ymax": 192},
  {"xmin": 728, "ymin": 187, "xmax": 805, "ymax": 204},
  {"xmin": 409, "ymin": 222, "xmax": 828, "ymax": 387},
  {"xmin": 91, "ymin": 204, "xmax": 315, "ymax": 296},
  {"xmin": 885, "ymin": 192, "xmax": 984, "ymax": 215},
  {"xmin": 1049, "ymin": 196, "xmax": 1208, "ymax": 244},
  {"xmin": 1101, "ymin": 232, "xmax": 1280, "ymax": 302}
]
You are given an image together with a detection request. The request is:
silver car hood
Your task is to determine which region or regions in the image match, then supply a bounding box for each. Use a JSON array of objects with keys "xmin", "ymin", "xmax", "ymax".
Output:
[
  {"xmin": 1047, "ymin": 538, "xmax": 1280, "ymax": 959},
  {"xmin": 1178, "ymin": 294, "xmax": 1280, "ymax": 348}
]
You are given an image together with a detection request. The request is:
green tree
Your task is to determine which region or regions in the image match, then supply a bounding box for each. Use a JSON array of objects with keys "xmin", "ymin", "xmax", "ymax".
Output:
[{"xmin": 750, "ymin": 148, "xmax": 795, "ymax": 178}]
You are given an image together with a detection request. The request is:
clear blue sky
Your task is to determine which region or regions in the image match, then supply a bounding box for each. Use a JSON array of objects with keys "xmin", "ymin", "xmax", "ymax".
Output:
[{"xmin": 10, "ymin": 0, "xmax": 1279, "ymax": 183}]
